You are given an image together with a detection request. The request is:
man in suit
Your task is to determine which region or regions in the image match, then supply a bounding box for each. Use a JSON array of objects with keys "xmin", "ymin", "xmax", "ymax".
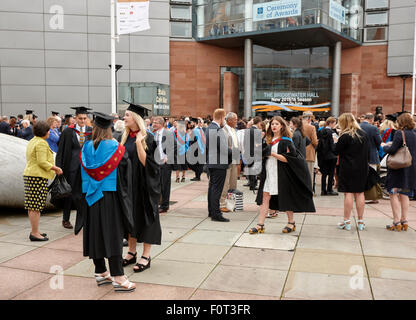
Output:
[
  {"xmin": 360, "ymin": 113, "xmax": 382, "ymax": 171},
  {"xmin": 189, "ymin": 117, "xmax": 206, "ymax": 181},
  {"xmin": 152, "ymin": 116, "xmax": 176, "ymax": 214},
  {"xmin": 0, "ymin": 116, "xmax": 10, "ymax": 134},
  {"xmin": 302, "ymin": 112, "xmax": 319, "ymax": 187},
  {"xmin": 206, "ymin": 109, "xmax": 233, "ymax": 222},
  {"xmin": 56, "ymin": 107, "xmax": 92, "ymax": 229}
]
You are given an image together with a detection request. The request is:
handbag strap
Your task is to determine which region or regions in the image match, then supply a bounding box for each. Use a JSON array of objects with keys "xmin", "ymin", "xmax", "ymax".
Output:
[{"xmin": 402, "ymin": 130, "xmax": 407, "ymax": 147}]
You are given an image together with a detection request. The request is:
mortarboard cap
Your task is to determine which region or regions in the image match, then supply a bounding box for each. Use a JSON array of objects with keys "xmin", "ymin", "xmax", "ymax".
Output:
[
  {"xmin": 70, "ymin": 106, "xmax": 91, "ymax": 115},
  {"xmin": 190, "ymin": 117, "xmax": 199, "ymax": 123},
  {"xmin": 91, "ymin": 112, "xmax": 115, "ymax": 129},
  {"xmin": 124, "ymin": 100, "xmax": 150, "ymax": 118},
  {"xmin": 386, "ymin": 114, "xmax": 397, "ymax": 121},
  {"xmin": 26, "ymin": 110, "xmax": 34, "ymax": 115},
  {"xmin": 33, "ymin": 114, "xmax": 38, "ymax": 119},
  {"xmin": 51, "ymin": 111, "xmax": 60, "ymax": 116}
]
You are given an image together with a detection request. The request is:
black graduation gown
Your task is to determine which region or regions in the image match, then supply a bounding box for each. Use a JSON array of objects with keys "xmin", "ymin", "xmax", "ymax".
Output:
[
  {"xmin": 125, "ymin": 134, "xmax": 162, "ymax": 245},
  {"xmin": 256, "ymin": 139, "xmax": 316, "ymax": 213},
  {"xmin": 76, "ymin": 152, "xmax": 135, "ymax": 259},
  {"xmin": 55, "ymin": 126, "xmax": 92, "ymax": 208}
]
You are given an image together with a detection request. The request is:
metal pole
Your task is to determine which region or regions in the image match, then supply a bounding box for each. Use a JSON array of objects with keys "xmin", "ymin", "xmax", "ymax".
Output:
[
  {"xmin": 412, "ymin": 2, "xmax": 416, "ymax": 115},
  {"xmin": 111, "ymin": 0, "xmax": 117, "ymax": 114},
  {"xmin": 331, "ymin": 41, "xmax": 342, "ymax": 117},
  {"xmin": 244, "ymin": 38, "xmax": 253, "ymax": 119}
]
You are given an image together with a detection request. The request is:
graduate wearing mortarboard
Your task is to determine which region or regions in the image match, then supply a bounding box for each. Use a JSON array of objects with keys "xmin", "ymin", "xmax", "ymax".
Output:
[
  {"xmin": 77, "ymin": 112, "xmax": 136, "ymax": 292},
  {"xmin": 55, "ymin": 107, "xmax": 92, "ymax": 229},
  {"xmin": 119, "ymin": 102, "xmax": 162, "ymax": 273}
]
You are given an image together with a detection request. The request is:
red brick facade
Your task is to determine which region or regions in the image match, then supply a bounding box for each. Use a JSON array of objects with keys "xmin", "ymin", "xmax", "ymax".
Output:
[{"xmin": 170, "ymin": 41, "xmax": 244, "ymax": 117}]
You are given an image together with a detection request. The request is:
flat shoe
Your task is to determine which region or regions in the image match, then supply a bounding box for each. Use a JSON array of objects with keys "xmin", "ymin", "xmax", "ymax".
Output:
[{"xmin": 29, "ymin": 234, "xmax": 49, "ymax": 241}]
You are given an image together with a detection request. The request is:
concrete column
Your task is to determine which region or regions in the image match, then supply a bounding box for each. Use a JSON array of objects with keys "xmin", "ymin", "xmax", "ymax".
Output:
[
  {"xmin": 331, "ymin": 41, "xmax": 342, "ymax": 117},
  {"xmin": 245, "ymin": 0, "xmax": 253, "ymax": 32},
  {"xmin": 196, "ymin": 0, "xmax": 205, "ymax": 38},
  {"xmin": 244, "ymin": 38, "xmax": 253, "ymax": 119}
]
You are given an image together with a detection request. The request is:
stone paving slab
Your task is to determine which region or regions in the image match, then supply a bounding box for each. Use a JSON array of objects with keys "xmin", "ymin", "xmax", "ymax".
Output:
[
  {"xmin": 0, "ymin": 241, "xmax": 36, "ymax": 264},
  {"xmin": 361, "ymin": 239, "xmax": 416, "ymax": 259},
  {"xmin": 200, "ymin": 265, "xmax": 287, "ymax": 297},
  {"xmin": 160, "ymin": 216, "xmax": 205, "ymax": 229},
  {"xmin": 370, "ymin": 278, "xmax": 416, "ymax": 300},
  {"xmin": 191, "ymin": 289, "xmax": 280, "ymax": 300},
  {"xmin": 366, "ymin": 256, "xmax": 416, "ymax": 281},
  {"xmin": 297, "ymin": 236, "xmax": 362, "ymax": 255},
  {"xmin": 0, "ymin": 227, "xmax": 69, "ymax": 248},
  {"xmin": 283, "ymin": 271, "xmax": 373, "ymax": 300},
  {"xmin": 235, "ymin": 233, "xmax": 298, "ymax": 251},
  {"xmin": 196, "ymin": 219, "xmax": 253, "ymax": 233},
  {"xmin": 179, "ymin": 229, "xmax": 241, "ymax": 246}
]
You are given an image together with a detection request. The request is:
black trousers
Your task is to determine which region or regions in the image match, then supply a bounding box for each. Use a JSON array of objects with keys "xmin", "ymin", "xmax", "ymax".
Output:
[
  {"xmin": 321, "ymin": 159, "xmax": 337, "ymax": 193},
  {"xmin": 62, "ymin": 197, "xmax": 72, "ymax": 222},
  {"xmin": 248, "ymin": 175, "xmax": 257, "ymax": 190},
  {"xmin": 160, "ymin": 164, "xmax": 172, "ymax": 210},
  {"xmin": 93, "ymin": 255, "xmax": 123, "ymax": 276},
  {"xmin": 192, "ymin": 164, "xmax": 204, "ymax": 179},
  {"xmin": 207, "ymin": 168, "xmax": 227, "ymax": 218}
]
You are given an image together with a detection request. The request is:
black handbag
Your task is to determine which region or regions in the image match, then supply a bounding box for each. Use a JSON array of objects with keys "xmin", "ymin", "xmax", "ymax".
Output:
[{"xmin": 49, "ymin": 175, "xmax": 72, "ymax": 200}]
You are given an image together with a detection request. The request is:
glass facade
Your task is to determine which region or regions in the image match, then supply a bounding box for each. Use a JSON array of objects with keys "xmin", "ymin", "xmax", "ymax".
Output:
[
  {"xmin": 221, "ymin": 45, "xmax": 332, "ymax": 116},
  {"xmin": 194, "ymin": 0, "xmax": 363, "ymax": 42}
]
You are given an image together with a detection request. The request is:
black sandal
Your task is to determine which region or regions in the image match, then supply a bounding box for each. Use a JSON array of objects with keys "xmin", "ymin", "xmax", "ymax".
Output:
[
  {"xmin": 249, "ymin": 224, "xmax": 265, "ymax": 234},
  {"xmin": 133, "ymin": 256, "xmax": 151, "ymax": 273},
  {"xmin": 181, "ymin": 177, "xmax": 185, "ymax": 182},
  {"xmin": 282, "ymin": 222, "xmax": 296, "ymax": 233},
  {"xmin": 176, "ymin": 177, "xmax": 180, "ymax": 183},
  {"xmin": 122, "ymin": 252, "xmax": 137, "ymax": 267}
]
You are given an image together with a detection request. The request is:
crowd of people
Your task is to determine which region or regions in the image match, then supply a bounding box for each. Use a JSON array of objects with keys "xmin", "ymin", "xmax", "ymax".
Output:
[{"xmin": 1, "ymin": 105, "xmax": 416, "ymax": 293}]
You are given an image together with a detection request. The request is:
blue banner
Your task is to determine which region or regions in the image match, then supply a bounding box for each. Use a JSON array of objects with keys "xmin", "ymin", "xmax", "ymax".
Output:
[{"xmin": 329, "ymin": 0, "xmax": 346, "ymax": 24}]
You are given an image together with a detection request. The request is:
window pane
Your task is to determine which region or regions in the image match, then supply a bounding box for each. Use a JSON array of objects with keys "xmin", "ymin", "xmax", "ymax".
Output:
[
  {"xmin": 365, "ymin": 12, "xmax": 388, "ymax": 26},
  {"xmin": 171, "ymin": 22, "xmax": 192, "ymax": 37},
  {"xmin": 171, "ymin": 6, "xmax": 191, "ymax": 20},
  {"xmin": 171, "ymin": 0, "xmax": 192, "ymax": 4},
  {"xmin": 366, "ymin": 0, "xmax": 389, "ymax": 10},
  {"xmin": 365, "ymin": 27, "xmax": 387, "ymax": 41}
]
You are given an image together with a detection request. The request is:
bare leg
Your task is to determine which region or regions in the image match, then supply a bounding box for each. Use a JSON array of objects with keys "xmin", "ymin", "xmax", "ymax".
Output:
[
  {"xmin": 124, "ymin": 235, "xmax": 137, "ymax": 260},
  {"xmin": 182, "ymin": 170, "xmax": 186, "ymax": 179},
  {"xmin": 354, "ymin": 192, "xmax": 365, "ymax": 220},
  {"xmin": 389, "ymin": 193, "xmax": 401, "ymax": 223},
  {"xmin": 258, "ymin": 192, "xmax": 271, "ymax": 227},
  {"xmin": 286, "ymin": 211, "xmax": 294, "ymax": 223},
  {"xmin": 28, "ymin": 210, "xmax": 43, "ymax": 238},
  {"xmin": 399, "ymin": 194, "xmax": 409, "ymax": 222},
  {"xmin": 343, "ymin": 193, "xmax": 354, "ymax": 221}
]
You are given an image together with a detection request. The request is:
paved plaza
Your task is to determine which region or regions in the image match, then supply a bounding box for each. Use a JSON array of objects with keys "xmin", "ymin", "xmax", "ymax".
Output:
[{"xmin": 1, "ymin": 175, "xmax": 416, "ymax": 300}]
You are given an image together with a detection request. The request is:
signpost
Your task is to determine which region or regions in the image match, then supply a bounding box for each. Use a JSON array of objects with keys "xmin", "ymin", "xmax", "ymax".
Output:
[{"xmin": 110, "ymin": 0, "xmax": 150, "ymax": 113}]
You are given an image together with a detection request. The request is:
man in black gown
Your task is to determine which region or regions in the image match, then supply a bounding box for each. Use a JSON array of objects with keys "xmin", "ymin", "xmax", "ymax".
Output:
[
  {"xmin": 56, "ymin": 107, "xmax": 92, "ymax": 229},
  {"xmin": 206, "ymin": 109, "xmax": 232, "ymax": 222}
]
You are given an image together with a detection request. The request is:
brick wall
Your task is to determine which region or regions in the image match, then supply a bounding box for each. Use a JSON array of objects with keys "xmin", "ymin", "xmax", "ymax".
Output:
[
  {"xmin": 170, "ymin": 41, "xmax": 244, "ymax": 117},
  {"xmin": 223, "ymin": 72, "xmax": 239, "ymax": 114}
]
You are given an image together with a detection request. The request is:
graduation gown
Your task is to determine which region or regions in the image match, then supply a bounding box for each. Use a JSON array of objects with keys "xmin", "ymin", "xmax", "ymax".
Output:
[
  {"xmin": 256, "ymin": 138, "xmax": 316, "ymax": 213},
  {"xmin": 124, "ymin": 134, "xmax": 162, "ymax": 245},
  {"xmin": 55, "ymin": 125, "xmax": 92, "ymax": 209},
  {"xmin": 76, "ymin": 140, "xmax": 134, "ymax": 259}
]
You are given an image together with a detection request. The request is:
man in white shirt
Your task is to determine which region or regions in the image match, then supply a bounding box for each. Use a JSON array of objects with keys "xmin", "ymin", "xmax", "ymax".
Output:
[{"xmin": 220, "ymin": 112, "xmax": 240, "ymax": 212}]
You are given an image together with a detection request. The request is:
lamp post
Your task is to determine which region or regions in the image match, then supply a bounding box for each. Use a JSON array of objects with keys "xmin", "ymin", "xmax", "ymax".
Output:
[
  {"xmin": 108, "ymin": 64, "xmax": 123, "ymax": 112},
  {"xmin": 401, "ymin": 74, "xmax": 412, "ymax": 113}
]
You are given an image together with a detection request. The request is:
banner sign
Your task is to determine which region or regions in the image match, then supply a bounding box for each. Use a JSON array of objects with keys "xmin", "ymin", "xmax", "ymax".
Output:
[
  {"xmin": 117, "ymin": 0, "xmax": 150, "ymax": 35},
  {"xmin": 329, "ymin": 0, "xmax": 346, "ymax": 24},
  {"xmin": 253, "ymin": 0, "xmax": 302, "ymax": 22}
]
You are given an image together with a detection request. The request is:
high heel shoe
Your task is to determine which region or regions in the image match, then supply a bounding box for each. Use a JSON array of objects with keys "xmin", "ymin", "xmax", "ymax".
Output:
[
  {"xmin": 386, "ymin": 221, "xmax": 402, "ymax": 232},
  {"xmin": 357, "ymin": 220, "xmax": 365, "ymax": 231},
  {"xmin": 338, "ymin": 220, "xmax": 351, "ymax": 231},
  {"xmin": 249, "ymin": 224, "xmax": 265, "ymax": 234},
  {"xmin": 176, "ymin": 177, "xmax": 180, "ymax": 183},
  {"xmin": 401, "ymin": 220, "xmax": 409, "ymax": 231},
  {"xmin": 133, "ymin": 256, "xmax": 151, "ymax": 273},
  {"xmin": 181, "ymin": 177, "xmax": 185, "ymax": 182},
  {"xmin": 122, "ymin": 252, "xmax": 137, "ymax": 267},
  {"xmin": 282, "ymin": 222, "xmax": 296, "ymax": 233}
]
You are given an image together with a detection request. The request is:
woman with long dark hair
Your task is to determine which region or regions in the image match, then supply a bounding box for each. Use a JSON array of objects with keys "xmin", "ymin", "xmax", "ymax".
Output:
[
  {"xmin": 78, "ymin": 112, "xmax": 135, "ymax": 292},
  {"xmin": 252, "ymin": 116, "xmax": 315, "ymax": 234},
  {"xmin": 289, "ymin": 116, "xmax": 310, "ymax": 158}
]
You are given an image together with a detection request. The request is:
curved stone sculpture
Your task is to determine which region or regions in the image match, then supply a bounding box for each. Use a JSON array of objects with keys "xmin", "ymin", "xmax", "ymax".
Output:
[{"xmin": 0, "ymin": 134, "xmax": 53, "ymax": 209}]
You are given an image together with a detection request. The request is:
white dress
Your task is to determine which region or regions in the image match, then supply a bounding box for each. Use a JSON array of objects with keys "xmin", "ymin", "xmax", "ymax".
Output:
[{"xmin": 263, "ymin": 141, "xmax": 279, "ymax": 195}]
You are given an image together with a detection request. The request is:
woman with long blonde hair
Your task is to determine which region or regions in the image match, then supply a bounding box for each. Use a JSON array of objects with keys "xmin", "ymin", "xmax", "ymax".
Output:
[
  {"xmin": 335, "ymin": 113, "xmax": 369, "ymax": 231},
  {"xmin": 252, "ymin": 116, "xmax": 315, "ymax": 235},
  {"xmin": 378, "ymin": 116, "xmax": 397, "ymax": 159},
  {"xmin": 120, "ymin": 104, "xmax": 162, "ymax": 273}
]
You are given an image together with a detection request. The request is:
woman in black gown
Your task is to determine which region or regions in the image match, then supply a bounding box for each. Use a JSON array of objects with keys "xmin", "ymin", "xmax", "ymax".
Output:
[
  {"xmin": 77, "ymin": 112, "xmax": 135, "ymax": 292},
  {"xmin": 121, "ymin": 105, "xmax": 162, "ymax": 273}
]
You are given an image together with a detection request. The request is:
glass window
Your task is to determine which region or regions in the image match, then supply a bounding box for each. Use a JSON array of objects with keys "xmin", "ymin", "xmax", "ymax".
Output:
[
  {"xmin": 365, "ymin": 12, "xmax": 388, "ymax": 26},
  {"xmin": 171, "ymin": 21, "xmax": 192, "ymax": 37},
  {"xmin": 364, "ymin": 27, "xmax": 388, "ymax": 42},
  {"xmin": 366, "ymin": 0, "xmax": 388, "ymax": 10},
  {"xmin": 171, "ymin": 5, "xmax": 191, "ymax": 20},
  {"xmin": 171, "ymin": 0, "xmax": 192, "ymax": 4}
]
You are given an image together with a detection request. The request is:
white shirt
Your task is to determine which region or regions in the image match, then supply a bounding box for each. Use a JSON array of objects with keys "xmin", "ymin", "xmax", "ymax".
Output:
[
  {"xmin": 155, "ymin": 128, "xmax": 167, "ymax": 162},
  {"xmin": 225, "ymin": 124, "xmax": 239, "ymax": 148}
]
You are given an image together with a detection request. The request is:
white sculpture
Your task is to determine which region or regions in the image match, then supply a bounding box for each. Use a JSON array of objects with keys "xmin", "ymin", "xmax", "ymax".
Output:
[{"xmin": 0, "ymin": 134, "xmax": 53, "ymax": 209}]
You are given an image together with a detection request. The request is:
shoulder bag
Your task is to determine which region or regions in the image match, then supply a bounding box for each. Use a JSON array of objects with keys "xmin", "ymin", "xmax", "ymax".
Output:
[{"xmin": 387, "ymin": 131, "xmax": 412, "ymax": 170}]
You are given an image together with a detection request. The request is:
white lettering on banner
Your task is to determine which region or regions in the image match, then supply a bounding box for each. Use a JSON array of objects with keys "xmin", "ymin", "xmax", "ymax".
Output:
[
  {"xmin": 263, "ymin": 91, "xmax": 320, "ymax": 104},
  {"xmin": 117, "ymin": 0, "xmax": 150, "ymax": 35},
  {"xmin": 253, "ymin": 0, "xmax": 302, "ymax": 22},
  {"xmin": 329, "ymin": 0, "xmax": 346, "ymax": 24},
  {"xmin": 49, "ymin": 5, "xmax": 64, "ymax": 30}
]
